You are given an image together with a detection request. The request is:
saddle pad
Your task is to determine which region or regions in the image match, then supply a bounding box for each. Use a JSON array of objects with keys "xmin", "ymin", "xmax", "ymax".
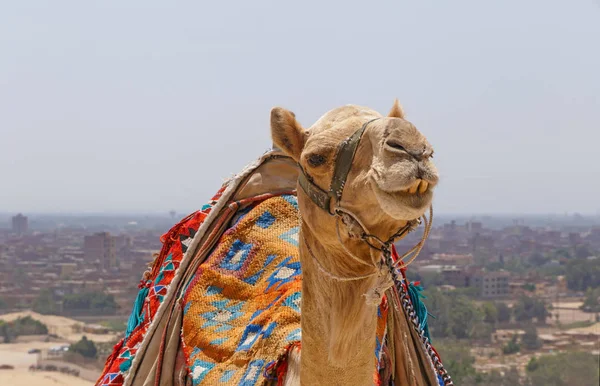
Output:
[
  {"xmin": 181, "ymin": 194, "xmax": 302, "ymax": 385},
  {"xmin": 181, "ymin": 194, "xmax": 389, "ymax": 385}
]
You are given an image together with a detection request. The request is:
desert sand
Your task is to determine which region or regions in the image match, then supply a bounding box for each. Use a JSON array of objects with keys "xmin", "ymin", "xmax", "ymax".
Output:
[
  {"xmin": 0, "ymin": 341, "xmax": 93, "ymax": 385},
  {"xmin": 0, "ymin": 371, "xmax": 93, "ymax": 386},
  {"xmin": 0, "ymin": 311, "xmax": 117, "ymax": 385},
  {"xmin": 0, "ymin": 310, "xmax": 119, "ymax": 343}
]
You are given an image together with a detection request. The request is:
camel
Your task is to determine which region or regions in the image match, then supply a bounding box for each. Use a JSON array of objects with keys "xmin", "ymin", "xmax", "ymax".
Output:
[
  {"xmin": 96, "ymin": 101, "xmax": 451, "ymax": 386},
  {"xmin": 270, "ymin": 101, "xmax": 440, "ymax": 385}
]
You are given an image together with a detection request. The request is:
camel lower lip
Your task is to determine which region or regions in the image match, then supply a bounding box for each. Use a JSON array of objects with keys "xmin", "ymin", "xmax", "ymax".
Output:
[
  {"xmin": 383, "ymin": 189, "xmax": 431, "ymax": 200},
  {"xmin": 373, "ymin": 181, "xmax": 433, "ymax": 206}
]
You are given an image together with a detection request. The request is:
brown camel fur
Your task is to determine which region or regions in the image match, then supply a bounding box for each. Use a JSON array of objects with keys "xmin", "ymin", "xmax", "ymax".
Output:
[{"xmin": 270, "ymin": 100, "xmax": 439, "ymax": 386}]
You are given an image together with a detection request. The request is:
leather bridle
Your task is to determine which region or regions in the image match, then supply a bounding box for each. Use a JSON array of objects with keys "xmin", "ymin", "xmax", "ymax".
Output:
[
  {"xmin": 297, "ymin": 117, "xmax": 420, "ymax": 255},
  {"xmin": 298, "ymin": 118, "xmax": 380, "ymax": 216}
]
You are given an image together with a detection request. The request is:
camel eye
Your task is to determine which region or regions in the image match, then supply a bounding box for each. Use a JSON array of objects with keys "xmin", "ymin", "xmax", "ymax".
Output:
[
  {"xmin": 385, "ymin": 141, "xmax": 407, "ymax": 153},
  {"xmin": 307, "ymin": 153, "xmax": 327, "ymax": 167}
]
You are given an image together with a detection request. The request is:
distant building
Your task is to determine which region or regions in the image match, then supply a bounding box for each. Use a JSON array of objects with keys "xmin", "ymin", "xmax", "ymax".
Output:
[
  {"xmin": 113, "ymin": 235, "xmax": 133, "ymax": 250},
  {"xmin": 469, "ymin": 221, "xmax": 483, "ymax": 232},
  {"xmin": 468, "ymin": 269, "xmax": 510, "ymax": 298},
  {"xmin": 84, "ymin": 232, "xmax": 116, "ymax": 270},
  {"xmin": 441, "ymin": 266, "xmax": 467, "ymax": 287},
  {"xmin": 11, "ymin": 213, "xmax": 28, "ymax": 235}
]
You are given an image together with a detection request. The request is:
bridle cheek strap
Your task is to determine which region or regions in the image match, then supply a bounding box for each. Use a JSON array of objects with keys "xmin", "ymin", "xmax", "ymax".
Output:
[{"xmin": 297, "ymin": 118, "xmax": 380, "ymax": 215}]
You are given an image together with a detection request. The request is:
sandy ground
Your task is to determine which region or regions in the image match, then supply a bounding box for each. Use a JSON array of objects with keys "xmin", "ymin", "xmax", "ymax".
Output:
[
  {"xmin": 0, "ymin": 371, "xmax": 92, "ymax": 386},
  {"xmin": 550, "ymin": 302, "xmax": 596, "ymax": 325},
  {"xmin": 0, "ymin": 341, "xmax": 67, "ymax": 369},
  {"xmin": 1, "ymin": 310, "xmax": 119, "ymax": 343},
  {"xmin": 0, "ymin": 311, "xmax": 114, "ymax": 385},
  {"xmin": 0, "ymin": 342, "xmax": 93, "ymax": 385}
]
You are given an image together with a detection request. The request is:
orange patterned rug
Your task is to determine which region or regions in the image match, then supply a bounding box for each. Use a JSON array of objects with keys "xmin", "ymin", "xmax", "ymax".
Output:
[{"xmin": 180, "ymin": 194, "xmax": 388, "ymax": 385}]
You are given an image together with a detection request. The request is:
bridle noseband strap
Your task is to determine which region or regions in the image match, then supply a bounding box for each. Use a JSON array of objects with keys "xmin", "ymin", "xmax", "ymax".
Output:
[{"xmin": 298, "ymin": 118, "xmax": 380, "ymax": 214}]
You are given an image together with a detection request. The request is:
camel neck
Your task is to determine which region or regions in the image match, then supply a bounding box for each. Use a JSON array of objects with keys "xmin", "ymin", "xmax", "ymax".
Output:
[{"xmin": 298, "ymin": 225, "xmax": 379, "ymax": 386}]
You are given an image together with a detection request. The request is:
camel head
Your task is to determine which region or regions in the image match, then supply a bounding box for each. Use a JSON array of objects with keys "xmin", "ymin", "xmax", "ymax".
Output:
[{"xmin": 270, "ymin": 100, "xmax": 438, "ymax": 242}]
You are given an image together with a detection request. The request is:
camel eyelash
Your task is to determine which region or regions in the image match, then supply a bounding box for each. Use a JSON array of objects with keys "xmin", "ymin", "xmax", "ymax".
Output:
[{"xmin": 307, "ymin": 154, "xmax": 327, "ymax": 167}]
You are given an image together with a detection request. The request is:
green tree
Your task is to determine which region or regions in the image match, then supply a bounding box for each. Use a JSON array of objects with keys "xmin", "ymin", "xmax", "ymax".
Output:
[
  {"xmin": 62, "ymin": 292, "xmax": 118, "ymax": 315},
  {"xmin": 522, "ymin": 283, "xmax": 535, "ymax": 292},
  {"xmin": 575, "ymin": 244, "xmax": 592, "ymax": 259},
  {"xmin": 481, "ymin": 302, "xmax": 498, "ymax": 325},
  {"xmin": 526, "ymin": 352, "xmax": 599, "ymax": 385},
  {"xmin": 533, "ymin": 299, "xmax": 550, "ymax": 323},
  {"xmin": 422, "ymin": 288, "xmax": 451, "ymax": 338},
  {"xmin": 434, "ymin": 340, "xmax": 477, "ymax": 384},
  {"xmin": 581, "ymin": 288, "xmax": 600, "ymax": 312},
  {"xmin": 449, "ymin": 296, "xmax": 483, "ymax": 339},
  {"xmin": 32, "ymin": 289, "xmax": 57, "ymax": 315},
  {"xmin": 478, "ymin": 367, "xmax": 522, "ymax": 386},
  {"xmin": 69, "ymin": 336, "xmax": 97, "ymax": 359},
  {"xmin": 522, "ymin": 324, "xmax": 542, "ymax": 350},
  {"xmin": 526, "ymin": 357, "xmax": 539, "ymax": 372},
  {"xmin": 419, "ymin": 271, "xmax": 444, "ymax": 287},
  {"xmin": 529, "ymin": 252, "xmax": 549, "ymax": 267},
  {"xmin": 424, "ymin": 288, "xmax": 486, "ymax": 340},
  {"xmin": 502, "ymin": 335, "xmax": 520, "ymax": 354},
  {"xmin": 514, "ymin": 295, "xmax": 535, "ymax": 322},
  {"xmin": 0, "ymin": 317, "xmax": 47, "ymax": 342},
  {"xmin": 496, "ymin": 302, "xmax": 511, "ymax": 323},
  {"xmin": 0, "ymin": 321, "xmax": 16, "ymax": 343},
  {"xmin": 10, "ymin": 316, "xmax": 48, "ymax": 335},
  {"xmin": 514, "ymin": 295, "xmax": 548, "ymax": 323},
  {"xmin": 565, "ymin": 258, "xmax": 600, "ymax": 291},
  {"xmin": 553, "ymin": 248, "xmax": 572, "ymax": 260}
]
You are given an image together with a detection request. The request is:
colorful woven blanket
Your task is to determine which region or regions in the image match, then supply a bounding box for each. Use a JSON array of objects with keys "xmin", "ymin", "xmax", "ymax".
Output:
[
  {"xmin": 181, "ymin": 194, "xmax": 389, "ymax": 385},
  {"xmin": 181, "ymin": 194, "xmax": 303, "ymax": 384},
  {"xmin": 97, "ymin": 186, "xmax": 227, "ymax": 386},
  {"xmin": 96, "ymin": 151, "xmax": 451, "ymax": 386}
]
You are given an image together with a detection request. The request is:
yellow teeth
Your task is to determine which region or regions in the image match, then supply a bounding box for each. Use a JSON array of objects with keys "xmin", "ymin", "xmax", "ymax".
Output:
[
  {"xmin": 403, "ymin": 179, "xmax": 429, "ymax": 195},
  {"xmin": 419, "ymin": 180, "xmax": 429, "ymax": 194},
  {"xmin": 408, "ymin": 180, "xmax": 420, "ymax": 194}
]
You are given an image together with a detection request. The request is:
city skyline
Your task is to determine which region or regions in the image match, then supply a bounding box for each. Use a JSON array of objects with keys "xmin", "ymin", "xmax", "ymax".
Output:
[{"xmin": 2, "ymin": 1, "xmax": 599, "ymax": 214}]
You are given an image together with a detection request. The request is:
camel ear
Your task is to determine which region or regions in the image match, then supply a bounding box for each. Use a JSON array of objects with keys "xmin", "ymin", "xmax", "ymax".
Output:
[
  {"xmin": 270, "ymin": 107, "xmax": 306, "ymax": 162},
  {"xmin": 388, "ymin": 99, "xmax": 405, "ymax": 119}
]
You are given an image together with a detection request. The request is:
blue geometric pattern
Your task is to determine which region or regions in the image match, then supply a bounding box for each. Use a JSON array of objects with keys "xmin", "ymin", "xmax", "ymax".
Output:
[
  {"xmin": 101, "ymin": 373, "xmax": 120, "ymax": 385},
  {"xmin": 242, "ymin": 271, "xmax": 262, "ymax": 285},
  {"xmin": 220, "ymin": 369, "xmax": 236, "ymax": 383},
  {"xmin": 154, "ymin": 254, "xmax": 175, "ymax": 285},
  {"xmin": 263, "ymin": 254, "xmax": 277, "ymax": 267},
  {"xmin": 239, "ymin": 359, "xmax": 265, "ymax": 386},
  {"xmin": 219, "ymin": 240, "xmax": 253, "ymax": 271},
  {"xmin": 200, "ymin": 299, "xmax": 244, "ymax": 329},
  {"xmin": 118, "ymin": 348, "xmax": 132, "ymax": 359},
  {"xmin": 256, "ymin": 211, "xmax": 276, "ymax": 229},
  {"xmin": 237, "ymin": 322, "xmax": 277, "ymax": 351},
  {"xmin": 205, "ymin": 285, "xmax": 222, "ymax": 296},
  {"xmin": 190, "ymin": 359, "xmax": 215, "ymax": 385},
  {"xmin": 286, "ymin": 328, "xmax": 301, "ymax": 342},
  {"xmin": 265, "ymin": 256, "xmax": 301, "ymax": 292},
  {"xmin": 279, "ymin": 227, "xmax": 299, "ymax": 246},
  {"xmin": 283, "ymin": 195, "xmax": 298, "ymax": 209},
  {"xmin": 283, "ymin": 291, "xmax": 301, "ymax": 313},
  {"xmin": 209, "ymin": 337, "xmax": 229, "ymax": 345}
]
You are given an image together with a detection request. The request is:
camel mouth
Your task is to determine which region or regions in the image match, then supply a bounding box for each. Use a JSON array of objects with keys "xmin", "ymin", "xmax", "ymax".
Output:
[
  {"xmin": 398, "ymin": 179, "xmax": 431, "ymax": 195},
  {"xmin": 377, "ymin": 184, "xmax": 433, "ymax": 203},
  {"xmin": 370, "ymin": 177, "xmax": 434, "ymax": 219}
]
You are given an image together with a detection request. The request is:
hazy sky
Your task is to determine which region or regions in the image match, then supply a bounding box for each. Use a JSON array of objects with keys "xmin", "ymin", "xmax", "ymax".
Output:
[{"xmin": 1, "ymin": 1, "xmax": 599, "ymax": 215}]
